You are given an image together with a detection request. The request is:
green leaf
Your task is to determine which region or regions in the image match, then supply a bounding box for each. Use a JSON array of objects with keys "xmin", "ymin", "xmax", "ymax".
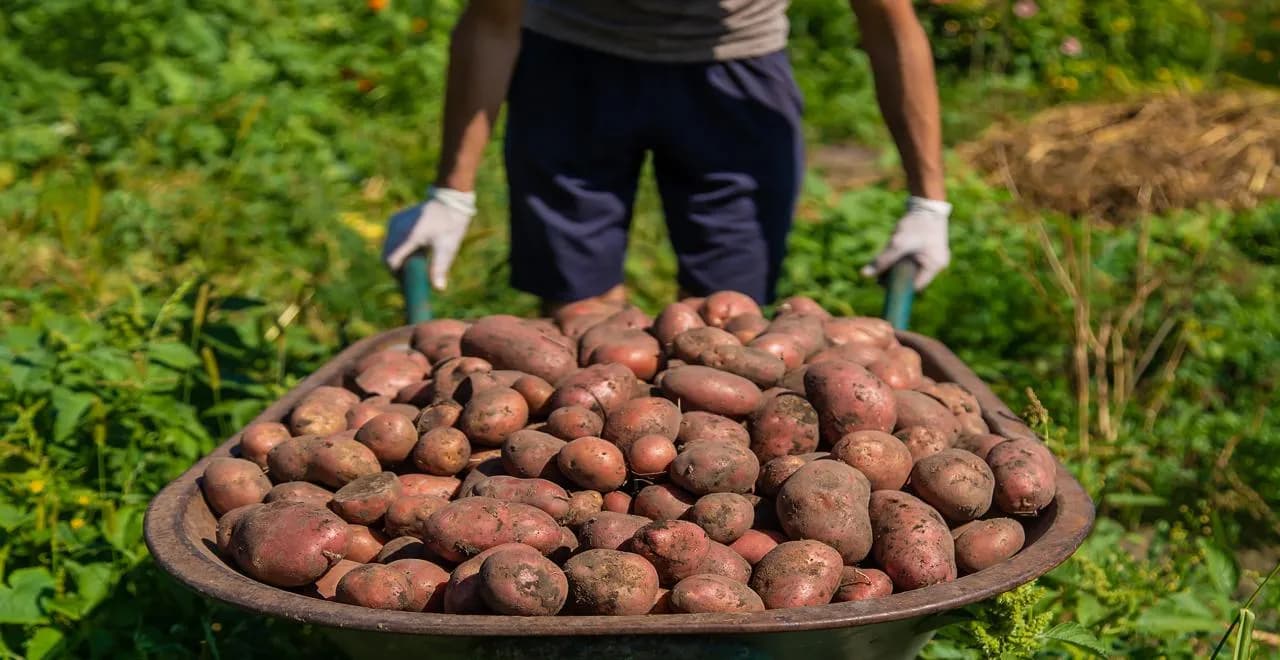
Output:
[
  {"xmin": 147, "ymin": 341, "xmax": 201, "ymax": 370},
  {"xmin": 0, "ymin": 567, "xmax": 55, "ymax": 624},
  {"xmin": 1103, "ymin": 493, "xmax": 1168, "ymax": 507},
  {"xmin": 25, "ymin": 626, "xmax": 64, "ymax": 660},
  {"xmin": 1232, "ymin": 609, "xmax": 1255, "ymax": 660},
  {"xmin": 51, "ymin": 387, "xmax": 96, "ymax": 442},
  {"xmin": 1039, "ymin": 622, "xmax": 1108, "ymax": 657},
  {"xmin": 0, "ymin": 503, "xmax": 30, "ymax": 532},
  {"xmin": 1203, "ymin": 545, "xmax": 1238, "ymax": 598},
  {"xmin": 68, "ymin": 561, "xmax": 113, "ymax": 613}
]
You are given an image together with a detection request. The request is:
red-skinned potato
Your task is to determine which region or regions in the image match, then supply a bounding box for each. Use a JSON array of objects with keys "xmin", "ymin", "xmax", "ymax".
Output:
[
  {"xmin": 308, "ymin": 437, "xmax": 381, "ymax": 488},
  {"xmin": 677, "ymin": 412, "xmax": 749, "ymax": 449},
  {"xmin": 421, "ymin": 497, "xmax": 525, "ymax": 562},
  {"xmin": 806, "ymin": 343, "xmax": 884, "ymax": 367},
  {"xmin": 397, "ymin": 474, "xmax": 461, "ymax": 500},
  {"xmin": 728, "ymin": 528, "xmax": 787, "ymax": 565},
  {"xmin": 557, "ymin": 437, "xmax": 627, "ymax": 492},
  {"xmin": 444, "ymin": 543, "xmax": 541, "ymax": 614},
  {"xmin": 471, "ymin": 475, "xmax": 572, "ymax": 522},
  {"xmin": 775, "ymin": 295, "xmax": 829, "ymax": 318},
  {"xmin": 427, "ymin": 356, "xmax": 493, "ymax": 402},
  {"xmin": 354, "ymin": 346, "xmax": 430, "ymax": 377},
  {"xmin": 699, "ymin": 290, "xmax": 761, "ymax": 328},
  {"xmin": 669, "ymin": 440, "xmax": 760, "ymax": 495},
  {"xmin": 955, "ymin": 433, "xmax": 1006, "ymax": 461},
  {"xmin": 383, "ymin": 493, "xmax": 450, "ymax": 539},
  {"xmin": 756, "ymin": 455, "xmax": 808, "ymax": 497},
  {"xmin": 748, "ymin": 389, "xmax": 820, "ymax": 463},
  {"xmin": 201, "ymin": 457, "xmax": 270, "ymax": 515},
  {"xmin": 451, "ymin": 372, "xmax": 503, "ymax": 406},
  {"xmin": 695, "ymin": 541, "xmax": 752, "ymax": 584},
  {"xmin": 749, "ymin": 540, "xmax": 843, "ymax": 609},
  {"xmin": 355, "ymin": 412, "xmax": 418, "ymax": 466},
  {"xmin": 725, "ymin": 314, "xmax": 770, "ymax": 344},
  {"xmin": 671, "ymin": 327, "xmax": 740, "ymax": 364},
  {"xmin": 630, "ymin": 520, "xmax": 711, "ymax": 586},
  {"xmin": 775, "ymin": 459, "xmax": 873, "ymax": 564},
  {"xmin": 415, "ymin": 400, "xmax": 463, "ymax": 434},
  {"xmin": 670, "ymin": 574, "xmax": 764, "ymax": 613},
  {"xmin": 910, "ymin": 449, "xmax": 995, "ymax": 522},
  {"xmin": 457, "ymin": 455, "xmax": 507, "ymax": 498},
  {"xmin": 479, "ymin": 547, "xmax": 568, "ymax": 616},
  {"xmin": 699, "ymin": 344, "xmax": 786, "ymax": 389},
  {"xmin": 237, "ymin": 422, "xmax": 290, "ymax": 468},
  {"xmin": 545, "ymin": 406, "xmax": 604, "ymax": 441},
  {"xmin": 547, "ymin": 363, "xmax": 634, "ymax": 417},
  {"xmin": 652, "ymin": 302, "xmax": 706, "ymax": 349},
  {"xmin": 512, "ymin": 374, "xmax": 555, "ymax": 419},
  {"xmin": 393, "ymin": 380, "xmax": 433, "ymax": 407},
  {"xmin": 336, "ymin": 563, "xmax": 417, "ymax": 611},
  {"xmin": 823, "ymin": 317, "xmax": 895, "ymax": 349},
  {"xmin": 660, "ymin": 365, "xmax": 762, "ymax": 418},
  {"xmin": 501, "ymin": 429, "xmax": 567, "ymax": 480},
  {"xmin": 375, "ymin": 536, "xmax": 427, "ymax": 563},
  {"xmin": 353, "ymin": 355, "xmax": 428, "ymax": 399},
  {"xmin": 893, "ymin": 390, "xmax": 962, "ymax": 442},
  {"xmin": 957, "ymin": 413, "xmax": 990, "ymax": 437},
  {"xmin": 461, "ymin": 315, "xmax": 577, "ymax": 384},
  {"xmin": 987, "ymin": 438, "xmax": 1057, "ymax": 516},
  {"xmin": 215, "ymin": 503, "xmax": 261, "ymax": 555},
  {"xmin": 896, "ymin": 426, "xmax": 952, "ymax": 462},
  {"xmin": 458, "ymin": 386, "xmax": 529, "ymax": 447},
  {"xmin": 602, "ymin": 397, "xmax": 682, "ymax": 451},
  {"xmin": 411, "ymin": 319, "xmax": 468, "ymax": 364},
  {"xmin": 411, "ymin": 427, "xmax": 472, "ymax": 476},
  {"xmin": 830, "ymin": 430, "xmax": 913, "ymax": 491},
  {"xmin": 868, "ymin": 490, "xmax": 957, "ymax": 591},
  {"xmin": 264, "ymin": 481, "xmax": 333, "ymax": 508},
  {"xmin": 765, "ymin": 314, "xmax": 826, "ymax": 358},
  {"xmin": 626, "ymin": 435, "xmax": 678, "ymax": 477},
  {"xmin": 587, "ymin": 330, "xmax": 662, "ymax": 381},
  {"xmin": 748, "ymin": 333, "xmax": 806, "ymax": 371},
  {"xmin": 686, "ymin": 493, "xmax": 754, "ymax": 544},
  {"xmin": 804, "ymin": 360, "xmax": 898, "ymax": 444},
  {"xmin": 328, "ymin": 471, "xmax": 401, "ymax": 525},
  {"xmin": 918, "ymin": 382, "xmax": 981, "ymax": 416},
  {"xmin": 868, "ymin": 346, "xmax": 924, "ymax": 390},
  {"xmin": 309, "ymin": 559, "xmax": 362, "ymax": 601},
  {"xmin": 952, "ymin": 518, "xmax": 1026, "ymax": 574},
  {"xmin": 562, "ymin": 491, "xmax": 604, "ymax": 527},
  {"xmin": 288, "ymin": 387, "xmax": 358, "ymax": 437},
  {"xmin": 577, "ymin": 512, "xmax": 652, "ymax": 552},
  {"xmin": 602, "ymin": 491, "xmax": 632, "ymax": 514},
  {"xmin": 833, "ymin": 567, "xmax": 894, "ymax": 602},
  {"xmin": 632, "ymin": 483, "xmax": 696, "ymax": 521},
  {"xmin": 345, "ymin": 524, "xmax": 387, "ymax": 563},
  {"xmin": 564, "ymin": 549, "xmax": 661, "ymax": 615},
  {"xmin": 388, "ymin": 558, "xmax": 451, "ymax": 612},
  {"xmin": 229, "ymin": 501, "xmax": 350, "ymax": 587}
]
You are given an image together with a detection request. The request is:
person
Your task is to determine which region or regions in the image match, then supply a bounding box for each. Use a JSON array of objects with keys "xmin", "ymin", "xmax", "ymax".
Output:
[{"xmin": 383, "ymin": 0, "xmax": 951, "ymax": 314}]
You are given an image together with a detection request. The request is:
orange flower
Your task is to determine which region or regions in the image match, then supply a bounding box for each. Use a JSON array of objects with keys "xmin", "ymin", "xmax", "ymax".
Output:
[
  {"xmin": 411, "ymin": 17, "xmax": 429, "ymax": 33},
  {"xmin": 367, "ymin": 0, "xmax": 389, "ymax": 12},
  {"xmin": 357, "ymin": 78, "xmax": 375, "ymax": 93}
]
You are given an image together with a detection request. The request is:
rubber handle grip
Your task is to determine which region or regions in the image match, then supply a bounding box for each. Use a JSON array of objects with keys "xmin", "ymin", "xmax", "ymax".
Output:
[
  {"xmin": 882, "ymin": 259, "xmax": 917, "ymax": 331},
  {"xmin": 401, "ymin": 253, "xmax": 433, "ymax": 325}
]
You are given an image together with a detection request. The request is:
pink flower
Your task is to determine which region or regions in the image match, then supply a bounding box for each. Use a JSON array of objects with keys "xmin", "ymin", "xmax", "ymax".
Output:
[
  {"xmin": 1013, "ymin": 0, "xmax": 1039, "ymax": 19},
  {"xmin": 1060, "ymin": 36, "xmax": 1083, "ymax": 56}
]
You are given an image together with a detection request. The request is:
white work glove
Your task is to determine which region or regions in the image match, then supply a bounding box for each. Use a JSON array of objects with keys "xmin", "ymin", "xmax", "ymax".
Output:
[
  {"xmin": 860, "ymin": 196, "xmax": 952, "ymax": 291},
  {"xmin": 382, "ymin": 186, "xmax": 476, "ymax": 290}
]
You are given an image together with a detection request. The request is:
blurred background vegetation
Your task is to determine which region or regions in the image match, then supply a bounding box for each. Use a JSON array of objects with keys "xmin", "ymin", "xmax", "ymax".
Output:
[{"xmin": 1, "ymin": 0, "xmax": 1278, "ymax": 657}]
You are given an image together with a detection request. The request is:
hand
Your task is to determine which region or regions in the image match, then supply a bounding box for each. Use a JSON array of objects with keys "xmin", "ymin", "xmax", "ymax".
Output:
[
  {"xmin": 382, "ymin": 186, "xmax": 477, "ymax": 290},
  {"xmin": 860, "ymin": 196, "xmax": 952, "ymax": 291}
]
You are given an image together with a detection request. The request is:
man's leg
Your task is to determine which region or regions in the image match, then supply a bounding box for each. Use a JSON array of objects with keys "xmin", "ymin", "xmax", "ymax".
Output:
[
  {"xmin": 650, "ymin": 50, "xmax": 805, "ymax": 304},
  {"xmin": 505, "ymin": 30, "xmax": 648, "ymax": 309}
]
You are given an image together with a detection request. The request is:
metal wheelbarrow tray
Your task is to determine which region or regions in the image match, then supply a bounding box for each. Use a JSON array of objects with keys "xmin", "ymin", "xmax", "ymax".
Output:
[{"xmin": 144, "ymin": 325, "xmax": 1095, "ymax": 660}]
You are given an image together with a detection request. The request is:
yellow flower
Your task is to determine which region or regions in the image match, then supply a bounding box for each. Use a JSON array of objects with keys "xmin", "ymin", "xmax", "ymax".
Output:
[
  {"xmin": 29, "ymin": 480, "xmax": 45, "ymax": 494},
  {"xmin": 77, "ymin": 494, "xmax": 91, "ymax": 506},
  {"xmin": 70, "ymin": 518, "xmax": 86, "ymax": 530},
  {"xmin": 1110, "ymin": 17, "xmax": 1132, "ymax": 33},
  {"xmin": 1062, "ymin": 77, "xmax": 1079, "ymax": 93},
  {"xmin": 211, "ymin": 622, "xmax": 223, "ymax": 632},
  {"xmin": 1258, "ymin": 50, "xmax": 1274, "ymax": 63}
]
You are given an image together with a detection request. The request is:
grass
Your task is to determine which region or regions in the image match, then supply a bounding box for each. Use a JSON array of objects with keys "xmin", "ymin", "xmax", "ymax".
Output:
[{"xmin": 2, "ymin": 1, "xmax": 1279, "ymax": 657}]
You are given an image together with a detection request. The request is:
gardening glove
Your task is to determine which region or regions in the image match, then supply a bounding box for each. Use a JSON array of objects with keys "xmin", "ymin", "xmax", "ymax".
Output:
[
  {"xmin": 860, "ymin": 196, "xmax": 952, "ymax": 291},
  {"xmin": 382, "ymin": 186, "xmax": 477, "ymax": 290}
]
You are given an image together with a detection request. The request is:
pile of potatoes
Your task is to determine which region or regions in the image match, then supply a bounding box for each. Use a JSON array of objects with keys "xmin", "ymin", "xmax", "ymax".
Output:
[{"xmin": 205, "ymin": 292, "xmax": 1058, "ymax": 616}]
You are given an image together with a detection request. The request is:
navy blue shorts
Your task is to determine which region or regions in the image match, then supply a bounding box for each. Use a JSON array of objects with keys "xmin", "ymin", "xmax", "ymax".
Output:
[{"xmin": 504, "ymin": 29, "xmax": 804, "ymax": 305}]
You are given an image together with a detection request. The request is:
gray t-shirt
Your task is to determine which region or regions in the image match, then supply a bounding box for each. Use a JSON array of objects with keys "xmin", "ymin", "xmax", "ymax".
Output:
[{"xmin": 523, "ymin": 0, "xmax": 790, "ymax": 63}]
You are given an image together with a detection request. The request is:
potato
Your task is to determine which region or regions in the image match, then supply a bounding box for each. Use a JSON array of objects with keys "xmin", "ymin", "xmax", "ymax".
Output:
[
  {"xmin": 868, "ymin": 490, "xmax": 957, "ymax": 591},
  {"xmin": 562, "ymin": 491, "xmax": 604, "ymax": 527},
  {"xmin": 775, "ymin": 460, "xmax": 872, "ymax": 563},
  {"xmin": 910, "ymin": 449, "xmax": 995, "ymax": 522},
  {"xmin": 650, "ymin": 588, "xmax": 674, "ymax": 614},
  {"xmin": 451, "ymin": 372, "xmax": 503, "ymax": 405},
  {"xmin": 545, "ymin": 406, "xmax": 604, "ymax": 441},
  {"xmin": 632, "ymin": 484, "xmax": 696, "ymax": 521},
  {"xmin": 237, "ymin": 422, "xmax": 291, "ymax": 468},
  {"xmin": 309, "ymin": 559, "xmax": 362, "ymax": 601},
  {"xmin": 458, "ymin": 386, "xmax": 529, "ymax": 448},
  {"xmin": 602, "ymin": 491, "xmax": 632, "ymax": 514},
  {"xmin": 201, "ymin": 457, "xmax": 270, "ymax": 515},
  {"xmin": 289, "ymin": 388, "xmax": 358, "ymax": 437},
  {"xmin": 461, "ymin": 315, "xmax": 577, "ymax": 384},
  {"xmin": 229, "ymin": 501, "xmax": 350, "ymax": 587},
  {"xmin": 652, "ymin": 302, "xmax": 707, "ymax": 349},
  {"xmin": 686, "ymin": 493, "xmax": 754, "ymax": 544},
  {"xmin": 823, "ymin": 316, "xmax": 895, "ymax": 348},
  {"xmin": 345, "ymin": 524, "xmax": 387, "ymax": 563},
  {"xmin": 329, "ymin": 471, "xmax": 401, "ymax": 525},
  {"xmin": 727, "ymin": 528, "xmax": 786, "ymax": 565},
  {"xmin": 383, "ymin": 493, "xmax": 450, "ymax": 539},
  {"xmin": 832, "ymin": 567, "xmax": 893, "ymax": 602},
  {"xmin": 695, "ymin": 541, "xmax": 753, "ymax": 584},
  {"xmin": 409, "ymin": 427, "xmax": 471, "ymax": 477},
  {"xmin": 393, "ymin": 380, "xmax": 434, "ymax": 407},
  {"xmin": 412, "ymin": 319, "xmax": 469, "ymax": 364},
  {"xmin": 671, "ymin": 327, "xmax": 740, "ymax": 363},
  {"xmin": 918, "ymin": 382, "xmax": 981, "ymax": 417},
  {"xmin": 765, "ymin": 314, "xmax": 827, "ymax": 357},
  {"xmin": 955, "ymin": 433, "xmax": 1006, "ymax": 461},
  {"xmin": 354, "ymin": 358, "xmax": 429, "ymax": 399},
  {"xmin": 552, "ymin": 363, "xmax": 638, "ymax": 415},
  {"xmin": 479, "ymin": 547, "xmax": 568, "ymax": 616},
  {"xmin": 627, "ymin": 435, "xmax": 678, "ymax": 477},
  {"xmin": 557, "ymin": 437, "xmax": 628, "ymax": 492},
  {"xmin": 602, "ymin": 397, "xmax": 682, "ymax": 451},
  {"xmin": 830, "ymin": 430, "xmax": 913, "ymax": 491},
  {"xmin": 457, "ymin": 455, "xmax": 507, "ymax": 498},
  {"xmin": 957, "ymin": 413, "xmax": 991, "ymax": 437},
  {"xmin": 806, "ymin": 343, "xmax": 884, "ymax": 367},
  {"xmin": 893, "ymin": 390, "xmax": 961, "ymax": 442},
  {"xmin": 578, "ymin": 512, "xmax": 652, "ymax": 552},
  {"xmin": 388, "ymin": 558, "xmax": 451, "ymax": 612},
  {"xmin": 631, "ymin": 520, "xmax": 711, "ymax": 586},
  {"xmin": 661, "ymin": 365, "xmax": 762, "ymax": 419},
  {"xmin": 358, "ymin": 347, "xmax": 431, "ymax": 377},
  {"xmin": 775, "ymin": 295, "xmax": 829, "ymax": 318},
  {"xmin": 670, "ymin": 574, "xmax": 764, "ymax": 613},
  {"xmin": 725, "ymin": 314, "xmax": 769, "ymax": 344},
  {"xmin": 375, "ymin": 536, "xmax": 427, "ymax": 563},
  {"xmin": 698, "ymin": 344, "xmax": 786, "ymax": 389},
  {"xmin": 952, "ymin": 518, "xmax": 1026, "ymax": 574},
  {"xmin": 749, "ymin": 540, "xmax": 843, "ymax": 609},
  {"xmin": 346, "ymin": 401, "xmax": 390, "ymax": 431},
  {"xmin": 756, "ymin": 456, "xmax": 807, "ymax": 497},
  {"xmin": 471, "ymin": 475, "xmax": 571, "ymax": 522},
  {"xmin": 896, "ymin": 426, "xmax": 951, "ymax": 461},
  {"xmin": 748, "ymin": 333, "xmax": 806, "ymax": 371},
  {"xmin": 803, "ymin": 360, "xmax": 898, "ymax": 447},
  {"xmin": 987, "ymin": 438, "xmax": 1057, "ymax": 516},
  {"xmin": 747, "ymin": 390, "xmax": 820, "ymax": 463},
  {"xmin": 587, "ymin": 330, "xmax": 662, "ymax": 381},
  {"xmin": 444, "ymin": 543, "xmax": 541, "ymax": 613},
  {"xmin": 335, "ymin": 563, "xmax": 417, "ymax": 611},
  {"xmin": 215, "ymin": 503, "xmax": 260, "ymax": 555},
  {"xmin": 677, "ymin": 412, "xmax": 749, "ymax": 449},
  {"xmin": 500, "ymin": 429, "xmax": 567, "ymax": 481},
  {"xmin": 554, "ymin": 298, "xmax": 622, "ymax": 332},
  {"xmin": 669, "ymin": 440, "xmax": 760, "ymax": 495},
  {"xmin": 426, "ymin": 356, "xmax": 493, "ymax": 402},
  {"xmin": 564, "ymin": 549, "xmax": 661, "ymax": 615},
  {"xmin": 699, "ymin": 291, "xmax": 761, "ymax": 328},
  {"xmin": 264, "ymin": 481, "xmax": 333, "ymax": 508},
  {"xmin": 426, "ymin": 497, "xmax": 562, "ymax": 562},
  {"xmin": 414, "ymin": 399, "xmax": 463, "ymax": 435},
  {"xmin": 511, "ymin": 374, "xmax": 555, "ymax": 419},
  {"xmin": 868, "ymin": 346, "xmax": 924, "ymax": 390},
  {"xmin": 309, "ymin": 437, "xmax": 382, "ymax": 488},
  {"xmin": 397, "ymin": 474, "xmax": 461, "ymax": 500},
  {"xmin": 348, "ymin": 412, "xmax": 415, "ymax": 466}
]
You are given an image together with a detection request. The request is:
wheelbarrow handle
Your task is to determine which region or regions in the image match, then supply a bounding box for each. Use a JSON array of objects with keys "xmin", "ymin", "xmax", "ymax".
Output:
[
  {"xmin": 401, "ymin": 253, "xmax": 433, "ymax": 325},
  {"xmin": 881, "ymin": 259, "xmax": 917, "ymax": 331}
]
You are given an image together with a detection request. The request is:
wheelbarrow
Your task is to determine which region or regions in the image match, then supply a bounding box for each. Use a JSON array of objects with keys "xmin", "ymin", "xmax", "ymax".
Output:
[{"xmin": 145, "ymin": 257, "xmax": 1094, "ymax": 660}]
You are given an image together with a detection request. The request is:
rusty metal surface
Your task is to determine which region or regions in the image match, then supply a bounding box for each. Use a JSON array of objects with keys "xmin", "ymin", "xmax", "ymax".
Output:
[{"xmin": 144, "ymin": 326, "xmax": 1095, "ymax": 639}]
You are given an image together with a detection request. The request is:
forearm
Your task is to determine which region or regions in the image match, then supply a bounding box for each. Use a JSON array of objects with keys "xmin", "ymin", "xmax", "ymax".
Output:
[
  {"xmin": 850, "ymin": 0, "xmax": 944, "ymax": 200},
  {"xmin": 435, "ymin": 2, "xmax": 524, "ymax": 192}
]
